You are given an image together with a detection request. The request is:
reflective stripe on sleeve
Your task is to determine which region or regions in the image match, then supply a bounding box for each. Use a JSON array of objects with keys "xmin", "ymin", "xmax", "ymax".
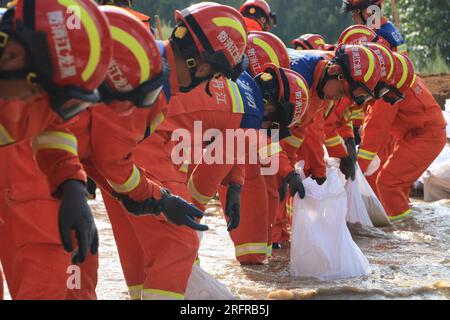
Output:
[
  {"xmin": 35, "ymin": 131, "xmax": 78, "ymax": 156},
  {"xmin": 107, "ymin": 165, "xmax": 141, "ymax": 193},
  {"xmin": 358, "ymin": 148, "xmax": 377, "ymax": 161}
]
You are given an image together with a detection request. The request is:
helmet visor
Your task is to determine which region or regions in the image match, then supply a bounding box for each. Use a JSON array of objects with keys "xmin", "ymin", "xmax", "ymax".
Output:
[
  {"xmin": 100, "ymin": 61, "xmax": 169, "ymax": 108},
  {"xmin": 50, "ymin": 87, "xmax": 100, "ymax": 121}
]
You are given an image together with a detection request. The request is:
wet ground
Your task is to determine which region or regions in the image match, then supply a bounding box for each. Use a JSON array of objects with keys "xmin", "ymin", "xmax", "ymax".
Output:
[{"xmin": 2, "ymin": 194, "xmax": 450, "ymax": 300}]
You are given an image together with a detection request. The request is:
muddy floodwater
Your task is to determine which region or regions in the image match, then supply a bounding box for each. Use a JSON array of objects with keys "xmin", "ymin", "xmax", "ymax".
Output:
[{"xmin": 3, "ymin": 195, "xmax": 450, "ymax": 300}]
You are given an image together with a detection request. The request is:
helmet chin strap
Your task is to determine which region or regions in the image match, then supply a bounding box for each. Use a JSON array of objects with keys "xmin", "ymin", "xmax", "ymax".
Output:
[{"xmin": 179, "ymin": 58, "xmax": 215, "ymax": 94}]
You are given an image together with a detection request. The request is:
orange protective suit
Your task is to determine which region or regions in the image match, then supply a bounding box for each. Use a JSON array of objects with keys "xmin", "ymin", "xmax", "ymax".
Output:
[
  {"xmin": 100, "ymin": 77, "xmax": 247, "ymax": 299},
  {"xmin": 358, "ymin": 76, "xmax": 447, "ymax": 221},
  {"xmin": 123, "ymin": 8, "xmax": 151, "ymax": 29},
  {"xmin": 243, "ymin": 17, "xmax": 263, "ymax": 32},
  {"xmin": 0, "ymin": 93, "xmax": 87, "ymax": 300},
  {"xmin": 52, "ymin": 41, "xmax": 180, "ymax": 300}
]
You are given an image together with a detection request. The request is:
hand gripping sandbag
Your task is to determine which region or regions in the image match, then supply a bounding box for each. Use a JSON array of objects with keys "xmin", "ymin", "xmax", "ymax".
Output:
[
  {"xmin": 185, "ymin": 265, "xmax": 235, "ymax": 300},
  {"xmin": 354, "ymin": 165, "xmax": 392, "ymax": 227},
  {"xmin": 290, "ymin": 168, "xmax": 370, "ymax": 281},
  {"xmin": 345, "ymin": 167, "xmax": 374, "ymax": 227}
]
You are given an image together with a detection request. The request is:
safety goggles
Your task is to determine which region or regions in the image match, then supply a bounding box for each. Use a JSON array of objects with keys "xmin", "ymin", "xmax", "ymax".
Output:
[
  {"xmin": 343, "ymin": 80, "xmax": 374, "ymax": 106},
  {"xmin": 99, "ymin": 61, "xmax": 170, "ymax": 108},
  {"xmin": 49, "ymin": 86, "xmax": 101, "ymax": 121},
  {"xmin": 374, "ymin": 82, "xmax": 405, "ymax": 104}
]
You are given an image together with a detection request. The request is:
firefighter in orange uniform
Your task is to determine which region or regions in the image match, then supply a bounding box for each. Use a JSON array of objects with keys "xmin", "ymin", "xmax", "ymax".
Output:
[
  {"xmin": 0, "ymin": 0, "xmax": 112, "ymax": 299},
  {"xmin": 337, "ymin": 25, "xmax": 402, "ymax": 198},
  {"xmin": 81, "ymin": 3, "xmax": 249, "ymax": 300},
  {"xmin": 357, "ymin": 46, "xmax": 447, "ymax": 222},
  {"xmin": 239, "ymin": 0, "xmax": 277, "ymax": 32}
]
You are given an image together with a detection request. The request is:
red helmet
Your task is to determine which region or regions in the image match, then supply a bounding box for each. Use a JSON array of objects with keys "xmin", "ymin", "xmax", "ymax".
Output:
[
  {"xmin": 255, "ymin": 64, "xmax": 310, "ymax": 128},
  {"xmin": 333, "ymin": 44, "xmax": 382, "ymax": 106},
  {"xmin": 12, "ymin": 0, "xmax": 112, "ymax": 90},
  {"xmin": 1, "ymin": 0, "xmax": 113, "ymax": 120},
  {"xmin": 381, "ymin": 52, "xmax": 415, "ymax": 104},
  {"xmin": 342, "ymin": 0, "xmax": 384, "ymax": 13},
  {"xmin": 291, "ymin": 34, "xmax": 327, "ymax": 51},
  {"xmin": 98, "ymin": 6, "xmax": 168, "ymax": 108},
  {"xmin": 337, "ymin": 25, "xmax": 389, "ymax": 48},
  {"xmin": 246, "ymin": 31, "xmax": 289, "ymax": 77},
  {"xmin": 173, "ymin": 2, "xmax": 248, "ymax": 84},
  {"xmin": 239, "ymin": 0, "xmax": 277, "ymax": 31},
  {"xmin": 364, "ymin": 43, "xmax": 396, "ymax": 99}
]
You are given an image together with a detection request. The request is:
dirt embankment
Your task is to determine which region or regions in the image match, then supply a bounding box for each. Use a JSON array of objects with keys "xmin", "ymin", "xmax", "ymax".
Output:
[{"xmin": 422, "ymin": 74, "xmax": 450, "ymax": 110}]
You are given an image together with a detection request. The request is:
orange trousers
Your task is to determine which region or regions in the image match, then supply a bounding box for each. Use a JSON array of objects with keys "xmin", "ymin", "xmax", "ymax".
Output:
[
  {"xmin": 0, "ymin": 269, "xmax": 3, "ymax": 300},
  {"xmin": 95, "ymin": 134, "xmax": 199, "ymax": 300},
  {"xmin": 365, "ymin": 135, "xmax": 397, "ymax": 200},
  {"xmin": 376, "ymin": 127, "xmax": 446, "ymax": 219},
  {"xmin": 101, "ymin": 180, "xmax": 198, "ymax": 300},
  {"xmin": 0, "ymin": 143, "xmax": 70, "ymax": 300},
  {"xmin": 218, "ymin": 164, "xmax": 270, "ymax": 265},
  {"xmin": 265, "ymin": 174, "xmax": 280, "ymax": 256},
  {"xmin": 272, "ymin": 195, "xmax": 291, "ymax": 245}
]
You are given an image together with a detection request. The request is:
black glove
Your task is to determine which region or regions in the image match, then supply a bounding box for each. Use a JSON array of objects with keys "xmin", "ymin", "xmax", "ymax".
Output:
[
  {"xmin": 159, "ymin": 189, "xmax": 209, "ymax": 232},
  {"xmin": 286, "ymin": 171, "xmax": 306, "ymax": 199},
  {"xmin": 278, "ymin": 178, "xmax": 288, "ymax": 202},
  {"xmin": 353, "ymin": 126, "xmax": 361, "ymax": 146},
  {"xmin": 344, "ymin": 138, "xmax": 357, "ymax": 164},
  {"xmin": 340, "ymin": 138, "xmax": 357, "ymax": 181},
  {"xmin": 86, "ymin": 177, "xmax": 97, "ymax": 200},
  {"xmin": 58, "ymin": 180, "xmax": 99, "ymax": 265},
  {"xmin": 340, "ymin": 156, "xmax": 356, "ymax": 181},
  {"xmin": 225, "ymin": 183, "xmax": 241, "ymax": 232},
  {"xmin": 117, "ymin": 194, "xmax": 163, "ymax": 216},
  {"xmin": 311, "ymin": 176, "xmax": 327, "ymax": 186}
]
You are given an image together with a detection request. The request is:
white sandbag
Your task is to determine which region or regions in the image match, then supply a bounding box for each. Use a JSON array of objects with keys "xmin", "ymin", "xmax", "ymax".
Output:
[
  {"xmin": 419, "ymin": 145, "xmax": 450, "ymax": 183},
  {"xmin": 423, "ymin": 162, "xmax": 450, "ymax": 202},
  {"xmin": 365, "ymin": 155, "xmax": 381, "ymax": 177},
  {"xmin": 345, "ymin": 177, "xmax": 374, "ymax": 227},
  {"xmin": 355, "ymin": 165, "xmax": 392, "ymax": 227},
  {"xmin": 290, "ymin": 168, "xmax": 371, "ymax": 281},
  {"xmin": 185, "ymin": 265, "xmax": 235, "ymax": 300}
]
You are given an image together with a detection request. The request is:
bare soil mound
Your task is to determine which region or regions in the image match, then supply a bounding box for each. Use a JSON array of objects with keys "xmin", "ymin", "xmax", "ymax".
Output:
[{"xmin": 422, "ymin": 74, "xmax": 450, "ymax": 110}]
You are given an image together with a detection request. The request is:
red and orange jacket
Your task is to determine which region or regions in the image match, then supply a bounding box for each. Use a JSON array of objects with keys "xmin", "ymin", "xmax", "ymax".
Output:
[
  {"xmin": 71, "ymin": 41, "xmax": 179, "ymax": 202},
  {"xmin": 243, "ymin": 17, "xmax": 263, "ymax": 32},
  {"xmin": 281, "ymin": 52, "xmax": 333, "ymax": 179},
  {"xmin": 0, "ymin": 92, "xmax": 85, "ymax": 194},
  {"xmin": 358, "ymin": 76, "xmax": 447, "ymax": 172},
  {"xmin": 324, "ymin": 98, "xmax": 354, "ymax": 158},
  {"xmin": 151, "ymin": 78, "xmax": 247, "ymax": 210},
  {"xmin": 123, "ymin": 8, "xmax": 151, "ymax": 29},
  {"xmin": 174, "ymin": 73, "xmax": 294, "ymax": 210}
]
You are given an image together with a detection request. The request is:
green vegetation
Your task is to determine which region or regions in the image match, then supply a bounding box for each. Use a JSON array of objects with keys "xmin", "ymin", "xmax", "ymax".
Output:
[
  {"xmin": 135, "ymin": 0, "xmax": 449, "ymax": 74},
  {"xmin": 0, "ymin": 0, "xmax": 448, "ymax": 74}
]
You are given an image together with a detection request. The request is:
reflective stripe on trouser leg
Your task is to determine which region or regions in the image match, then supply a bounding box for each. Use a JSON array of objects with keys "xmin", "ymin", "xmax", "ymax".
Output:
[
  {"xmin": 218, "ymin": 166, "xmax": 269, "ymax": 264},
  {"xmin": 377, "ymin": 128, "xmax": 446, "ymax": 219},
  {"xmin": 235, "ymin": 243, "xmax": 268, "ymax": 258},
  {"xmin": 142, "ymin": 289, "xmax": 185, "ymax": 300},
  {"xmin": 128, "ymin": 285, "xmax": 144, "ymax": 300}
]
